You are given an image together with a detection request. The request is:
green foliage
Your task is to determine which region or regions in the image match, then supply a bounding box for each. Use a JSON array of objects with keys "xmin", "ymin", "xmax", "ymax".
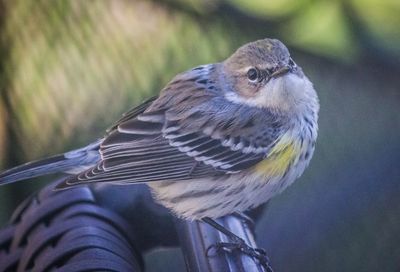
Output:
[
  {"xmin": 282, "ymin": 1, "xmax": 358, "ymax": 61},
  {"xmin": 350, "ymin": 0, "xmax": 400, "ymax": 56},
  {"xmin": 228, "ymin": 0, "xmax": 310, "ymax": 18}
]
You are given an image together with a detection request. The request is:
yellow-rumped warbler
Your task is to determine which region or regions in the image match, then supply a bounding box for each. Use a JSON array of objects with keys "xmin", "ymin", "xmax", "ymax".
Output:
[{"xmin": 0, "ymin": 38, "xmax": 318, "ymax": 268}]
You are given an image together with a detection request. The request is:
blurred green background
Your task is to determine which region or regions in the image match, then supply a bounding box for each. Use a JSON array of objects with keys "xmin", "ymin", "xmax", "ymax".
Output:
[{"xmin": 0, "ymin": 0, "xmax": 399, "ymax": 271}]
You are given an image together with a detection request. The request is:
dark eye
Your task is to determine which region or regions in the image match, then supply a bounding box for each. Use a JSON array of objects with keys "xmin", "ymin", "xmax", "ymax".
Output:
[{"xmin": 247, "ymin": 68, "xmax": 259, "ymax": 82}]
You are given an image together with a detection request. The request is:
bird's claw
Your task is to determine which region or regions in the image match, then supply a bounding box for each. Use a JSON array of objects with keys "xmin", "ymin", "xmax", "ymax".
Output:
[{"xmin": 206, "ymin": 239, "xmax": 273, "ymax": 272}]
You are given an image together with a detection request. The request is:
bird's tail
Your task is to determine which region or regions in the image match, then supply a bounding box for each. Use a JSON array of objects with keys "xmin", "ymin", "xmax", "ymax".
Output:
[{"xmin": 0, "ymin": 140, "xmax": 101, "ymax": 185}]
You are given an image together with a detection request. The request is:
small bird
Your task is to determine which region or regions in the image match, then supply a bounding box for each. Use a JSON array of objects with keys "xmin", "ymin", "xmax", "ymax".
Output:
[{"xmin": 0, "ymin": 38, "xmax": 318, "ymax": 268}]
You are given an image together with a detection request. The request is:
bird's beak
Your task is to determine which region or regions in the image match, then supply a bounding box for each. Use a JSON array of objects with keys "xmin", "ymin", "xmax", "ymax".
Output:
[{"xmin": 271, "ymin": 66, "xmax": 290, "ymax": 78}]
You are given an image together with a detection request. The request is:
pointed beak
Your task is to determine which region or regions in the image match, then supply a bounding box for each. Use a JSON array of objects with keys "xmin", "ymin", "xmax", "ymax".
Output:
[{"xmin": 271, "ymin": 66, "xmax": 290, "ymax": 78}]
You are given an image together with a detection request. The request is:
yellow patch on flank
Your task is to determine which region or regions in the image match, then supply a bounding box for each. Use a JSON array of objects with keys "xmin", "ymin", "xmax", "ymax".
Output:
[{"xmin": 254, "ymin": 135, "xmax": 300, "ymax": 178}]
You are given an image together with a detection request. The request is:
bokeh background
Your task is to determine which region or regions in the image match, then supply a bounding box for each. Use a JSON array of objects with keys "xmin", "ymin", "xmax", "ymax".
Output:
[{"xmin": 0, "ymin": 0, "xmax": 399, "ymax": 271}]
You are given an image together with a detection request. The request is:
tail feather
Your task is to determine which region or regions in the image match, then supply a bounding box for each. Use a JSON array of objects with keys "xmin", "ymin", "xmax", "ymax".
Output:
[
  {"xmin": 0, "ymin": 154, "xmax": 79, "ymax": 185},
  {"xmin": 0, "ymin": 140, "xmax": 101, "ymax": 185}
]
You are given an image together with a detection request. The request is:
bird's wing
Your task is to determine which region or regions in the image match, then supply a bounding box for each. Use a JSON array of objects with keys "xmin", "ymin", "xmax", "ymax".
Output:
[
  {"xmin": 105, "ymin": 95, "xmax": 158, "ymax": 134},
  {"xmin": 58, "ymin": 68, "xmax": 284, "ymax": 188}
]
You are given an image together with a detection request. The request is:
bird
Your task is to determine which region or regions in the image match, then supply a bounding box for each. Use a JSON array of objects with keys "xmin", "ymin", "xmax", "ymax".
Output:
[{"xmin": 0, "ymin": 38, "xmax": 319, "ymax": 269}]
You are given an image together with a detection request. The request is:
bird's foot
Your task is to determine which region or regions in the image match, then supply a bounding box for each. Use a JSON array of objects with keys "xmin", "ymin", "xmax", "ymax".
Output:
[
  {"xmin": 206, "ymin": 238, "xmax": 273, "ymax": 272},
  {"xmin": 203, "ymin": 216, "xmax": 273, "ymax": 271}
]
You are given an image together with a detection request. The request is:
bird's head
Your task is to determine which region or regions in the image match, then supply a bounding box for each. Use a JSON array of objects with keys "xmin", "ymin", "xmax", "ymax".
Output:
[{"xmin": 221, "ymin": 38, "xmax": 318, "ymax": 115}]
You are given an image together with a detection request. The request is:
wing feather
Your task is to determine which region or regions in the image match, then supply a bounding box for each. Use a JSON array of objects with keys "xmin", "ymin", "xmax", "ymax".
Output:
[{"xmin": 58, "ymin": 67, "xmax": 285, "ymax": 189}]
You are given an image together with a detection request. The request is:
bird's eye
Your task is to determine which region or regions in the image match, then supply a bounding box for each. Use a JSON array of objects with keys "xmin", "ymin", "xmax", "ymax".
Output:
[{"xmin": 247, "ymin": 68, "xmax": 259, "ymax": 82}]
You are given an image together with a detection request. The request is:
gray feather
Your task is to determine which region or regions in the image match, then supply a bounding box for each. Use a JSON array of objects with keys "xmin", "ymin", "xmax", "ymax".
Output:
[{"xmin": 0, "ymin": 140, "xmax": 101, "ymax": 185}]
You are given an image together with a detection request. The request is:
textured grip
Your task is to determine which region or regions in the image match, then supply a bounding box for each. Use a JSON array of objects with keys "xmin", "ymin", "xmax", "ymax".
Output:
[{"xmin": 0, "ymin": 179, "xmax": 142, "ymax": 272}]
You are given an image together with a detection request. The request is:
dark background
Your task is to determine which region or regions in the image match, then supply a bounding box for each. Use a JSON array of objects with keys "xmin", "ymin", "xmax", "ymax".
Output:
[{"xmin": 0, "ymin": 1, "xmax": 399, "ymax": 271}]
